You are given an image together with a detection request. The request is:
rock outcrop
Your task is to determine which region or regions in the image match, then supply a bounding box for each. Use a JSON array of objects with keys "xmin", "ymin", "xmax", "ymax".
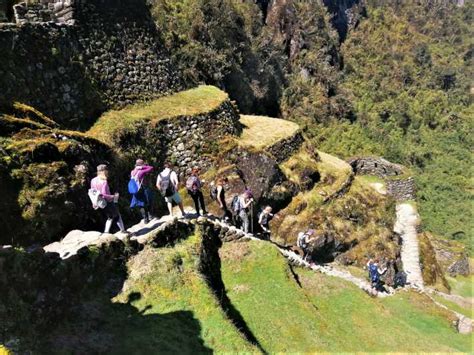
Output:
[{"xmin": 0, "ymin": 103, "xmax": 119, "ymax": 246}]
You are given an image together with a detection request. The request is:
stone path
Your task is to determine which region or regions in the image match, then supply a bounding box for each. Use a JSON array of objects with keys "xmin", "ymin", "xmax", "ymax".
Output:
[
  {"xmin": 278, "ymin": 248, "xmax": 392, "ymax": 298},
  {"xmin": 41, "ymin": 205, "xmax": 472, "ymax": 334},
  {"xmin": 393, "ymin": 203, "xmax": 424, "ymax": 289}
]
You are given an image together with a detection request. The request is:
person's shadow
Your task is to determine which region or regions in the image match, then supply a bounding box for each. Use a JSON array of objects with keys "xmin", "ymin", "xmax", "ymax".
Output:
[{"xmin": 43, "ymin": 292, "xmax": 213, "ymax": 354}]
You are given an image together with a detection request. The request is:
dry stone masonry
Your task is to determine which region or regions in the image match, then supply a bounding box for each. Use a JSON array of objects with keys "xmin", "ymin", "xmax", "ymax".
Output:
[
  {"xmin": 348, "ymin": 156, "xmax": 416, "ymax": 201},
  {"xmin": 110, "ymin": 99, "xmax": 241, "ymax": 178},
  {"xmin": 267, "ymin": 131, "xmax": 304, "ymax": 163},
  {"xmin": 0, "ymin": 0, "xmax": 180, "ymax": 128}
]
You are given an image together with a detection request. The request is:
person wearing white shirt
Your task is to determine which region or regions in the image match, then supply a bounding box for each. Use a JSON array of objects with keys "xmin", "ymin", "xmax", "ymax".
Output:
[{"xmin": 156, "ymin": 161, "xmax": 185, "ymax": 217}]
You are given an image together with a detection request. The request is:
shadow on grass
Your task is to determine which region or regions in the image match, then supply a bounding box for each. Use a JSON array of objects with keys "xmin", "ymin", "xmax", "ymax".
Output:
[{"xmin": 44, "ymin": 292, "xmax": 213, "ymax": 354}]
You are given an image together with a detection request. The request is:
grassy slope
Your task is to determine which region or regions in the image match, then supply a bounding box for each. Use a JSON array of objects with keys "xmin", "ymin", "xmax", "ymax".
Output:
[
  {"xmin": 220, "ymin": 240, "xmax": 473, "ymax": 353},
  {"xmin": 110, "ymin": 234, "xmax": 256, "ymax": 353},
  {"xmin": 42, "ymin": 234, "xmax": 256, "ymax": 353},
  {"xmin": 238, "ymin": 115, "xmax": 300, "ymax": 149},
  {"xmin": 448, "ymin": 275, "xmax": 474, "ymax": 299},
  {"xmin": 88, "ymin": 85, "xmax": 228, "ymax": 144},
  {"xmin": 274, "ymin": 147, "xmax": 396, "ymax": 266}
]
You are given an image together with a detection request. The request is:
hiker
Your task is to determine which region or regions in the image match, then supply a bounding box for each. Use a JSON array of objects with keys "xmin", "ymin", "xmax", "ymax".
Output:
[
  {"xmin": 258, "ymin": 206, "xmax": 274, "ymax": 239},
  {"xmin": 297, "ymin": 229, "xmax": 315, "ymax": 262},
  {"xmin": 129, "ymin": 159, "xmax": 154, "ymax": 224},
  {"xmin": 238, "ymin": 190, "xmax": 254, "ymax": 233},
  {"xmin": 156, "ymin": 161, "xmax": 185, "ymax": 217},
  {"xmin": 215, "ymin": 177, "xmax": 232, "ymax": 223},
  {"xmin": 90, "ymin": 164, "xmax": 126, "ymax": 234},
  {"xmin": 186, "ymin": 166, "xmax": 208, "ymax": 216},
  {"xmin": 367, "ymin": 258, "xmax": 388, "ymax": 292}
]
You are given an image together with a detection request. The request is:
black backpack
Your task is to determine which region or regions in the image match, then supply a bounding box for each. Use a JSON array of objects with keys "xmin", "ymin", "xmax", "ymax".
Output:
[
  {"xmin": 394, "ymin": 271, "xmax": 407, "ymax": 288},
  {"xmin": 210, "ymin": 185, "xmax": 218, "ymax": 200}
]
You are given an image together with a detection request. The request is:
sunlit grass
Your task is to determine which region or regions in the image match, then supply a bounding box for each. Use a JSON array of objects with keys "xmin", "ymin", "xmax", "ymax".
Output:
[
  {"xmin": 88, "ymin": 85, "xmax": 228, "ymax": 144},
  {"xmin": 238, "ymin": 115, "xmax": 300, "ymax": 149},
  {"xmin": 220, "ymin": 240, "xmax": 473, "ymax": 352}
]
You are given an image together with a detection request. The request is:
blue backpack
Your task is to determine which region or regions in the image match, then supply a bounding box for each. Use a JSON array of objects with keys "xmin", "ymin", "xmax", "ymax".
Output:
[
  {"xmin": 369, "ymin": 263, "xmax": 379, "ymax": 283},
  {"xmin": 128, "ymin": 177, "xmax": 141, "ymax": 195}
]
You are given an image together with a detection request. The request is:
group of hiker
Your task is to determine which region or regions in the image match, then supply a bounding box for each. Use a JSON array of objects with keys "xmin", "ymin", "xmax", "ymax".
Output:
[
  {"xmin": 88, "ymin": 160, "xmax": 405, "ymax": 293},
  {"xmin": 88, "ymin": 160, "xmax": 275, "ymax": 237}
]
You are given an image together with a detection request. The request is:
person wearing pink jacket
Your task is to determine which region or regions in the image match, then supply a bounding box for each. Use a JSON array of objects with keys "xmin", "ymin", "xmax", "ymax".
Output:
[
  {"xmin": 90, "ymin": 164, "xmax": 126, "ymax": 234},
  {"xmin": 130, "ymin": 159, "xmax": 154, "ymax": 224}
]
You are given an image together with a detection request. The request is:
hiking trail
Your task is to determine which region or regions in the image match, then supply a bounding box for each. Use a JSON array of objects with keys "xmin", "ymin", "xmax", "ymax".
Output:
[
  {"xmin": 393, "ymin": 203, "xmax": 424, "ymax": 289},
  {"xmin": 42, "ymin": 204, "xmax": 472, "ymax": 333}
]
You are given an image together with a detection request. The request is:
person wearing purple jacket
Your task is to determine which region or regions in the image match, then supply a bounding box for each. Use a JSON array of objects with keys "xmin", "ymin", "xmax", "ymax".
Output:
[
  {"xmin": 130, "ymin": 159, "xmax": 154, "ymax": 224},
  {"xmin": 91, "ymin": 164, "xmax": 126, "ymax": 234}
]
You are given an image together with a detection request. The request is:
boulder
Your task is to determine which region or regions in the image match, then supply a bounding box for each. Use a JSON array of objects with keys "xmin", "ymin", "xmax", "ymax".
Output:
[{"xmin": 447, "ymin": 257, "xmax": 471, "ymax": 277}]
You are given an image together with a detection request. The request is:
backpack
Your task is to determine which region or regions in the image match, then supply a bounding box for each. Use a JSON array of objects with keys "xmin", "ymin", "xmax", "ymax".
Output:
[
  {"xmin": 128, "ymin": 176, "xmax": 141, "ymax": 195},
  {"xmin": 369, "ymin": 263, "xmax": 379, "ymax": 283},
  {"xmin": 88, "ymin": 188, "xmax": 107, "ymax": 209},
  {"xmin": 394, "ymin": 271, "xmax": 407, "ymax": 288},
  {"xmin": 186, "ymin": 176, "xmax": 199, "ymax": 191},
  {"xmin": 210, "ymin": 184, "xmax": 218, "ymax": 200},
  {"xmin": 297, "ymin": 233, "xmax": 307, "ymax": 249},
  {"xmin": 231, "ymin": 195, "xmax": 241, "ymax": 214},
  {"xmin": 159, "ymin": 171, "xmax": 175, "ymax": 197}
]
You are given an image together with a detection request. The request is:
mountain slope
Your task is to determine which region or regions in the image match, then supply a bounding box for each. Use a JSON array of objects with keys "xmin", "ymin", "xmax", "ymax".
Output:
[{"xmin": 220, "ymin": 240, "xmax": 472, "ymax": 352}]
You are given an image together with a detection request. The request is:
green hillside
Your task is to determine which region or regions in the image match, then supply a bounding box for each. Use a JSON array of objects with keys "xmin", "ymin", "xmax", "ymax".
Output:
[
  {"xmin": 220, "ymin": 240, "xmax": 472, "ymax": 352},
  {"xmin": 310, "ymin": 2, "xmax": 473, "ymax": 252}
]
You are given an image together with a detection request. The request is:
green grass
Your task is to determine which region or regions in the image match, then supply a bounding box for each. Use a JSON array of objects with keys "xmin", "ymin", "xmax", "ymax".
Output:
[
  {"xmin": 432, "ymin": 294, "xmax": 473, "ymax": 319},
  {"xmin": 88, "ymin": 85, "xmax": 228, "ymax": 144},
  {"xmin": 110, "ymin": 234, "xmax": 256, "ymax": 353},
  {"xmin": 447, "ymin": 275, "xmax": 474, "ymax": 298},
  {"xmin": 41, "ymin": 233, "xmax": 257, "ymax": 354},
  {"xmin": 238, "ymin": 115, "xmax": 300, "ymax": 149},
  {"xmin": 220, "ymin": 240, "xmax": 473, "ymax": 353}
]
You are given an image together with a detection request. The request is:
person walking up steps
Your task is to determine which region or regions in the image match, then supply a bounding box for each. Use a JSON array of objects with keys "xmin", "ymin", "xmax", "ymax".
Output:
[
  {"xmin": 90, "ymin": 164, "xmax": 126, "ymax": 234},
  {"xmin": 129, "ymin": 159, "xmax": 154, "ymax": 224},
  {"xmin": 297, "ymin": 229, "xmax": 315, "ymax": 262},
  {"xmin": 238, "ymin": 190, "xmax": 254, "ymax": 234},
  {"xmin": 186, "ymin": 166, "xmax": 208, "ymax": 216},
  {"xmin": 258, "ymin": 206, "xmax": 274, "ymax": 240},
  {"xmin": 215, "ymin": 177, "xmax": 232, "ymax": 223},
  {"xmin": 156, "ymin": 161, "xmax": 185, "ymax": 218}
]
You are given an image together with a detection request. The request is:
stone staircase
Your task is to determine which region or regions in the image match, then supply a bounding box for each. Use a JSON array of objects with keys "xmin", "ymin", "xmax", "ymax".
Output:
[{"xmin": 393, "ymin": 203, "xmax": 424, "ymax": 289}]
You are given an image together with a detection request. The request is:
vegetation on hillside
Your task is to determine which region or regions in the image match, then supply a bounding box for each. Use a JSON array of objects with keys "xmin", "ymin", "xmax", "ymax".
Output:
[
  {"xmin": 150, "ymin": 0, "xmax": 286, "ymax": 115},
  {"xmin": 220, "ymin": 240, "xmax": 472, "ymax": 352},
  {"xmin": 287, "ymin": 2, "xmax": 473, "ymax": 252},
  {"xmin": 149, "ymin": 1, "xmax": 472, "ymax": 253},
  {"xmin": 0, "ymin": 104, "xmax": 120, "ymax": 245}
]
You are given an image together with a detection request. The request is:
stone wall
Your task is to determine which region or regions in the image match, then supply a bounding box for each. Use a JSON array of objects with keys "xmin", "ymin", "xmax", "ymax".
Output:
[
  {"xmin": 348, "ymin": 156, "xmax": 416, "ymax": 201},
  {"xmin": 13, "ymin": 0, "xmax": 75, "ymax": 24},
  {"xmin": 0, "ymin": 0, "xmax": 180, "ymax": 129},
  {"xmin": 112, "ymin": 99, "xmax": 241, "ymax": 178},
  {"xmin": 348, "ymin": 156, "xmax": 405, "ymax": 177},
  {"xmin": 267, "ymin": 131, "xmax": 304, "ymax": 163},
  {"xmin": 386, "ymin": 177, "xmax": 416, "ymax": 201}
]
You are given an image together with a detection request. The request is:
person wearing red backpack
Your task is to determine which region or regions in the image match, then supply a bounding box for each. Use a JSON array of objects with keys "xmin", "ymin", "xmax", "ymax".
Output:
[{"xmin": 186, "ymin": 166, "xmax": 208, "ymax": 216}]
